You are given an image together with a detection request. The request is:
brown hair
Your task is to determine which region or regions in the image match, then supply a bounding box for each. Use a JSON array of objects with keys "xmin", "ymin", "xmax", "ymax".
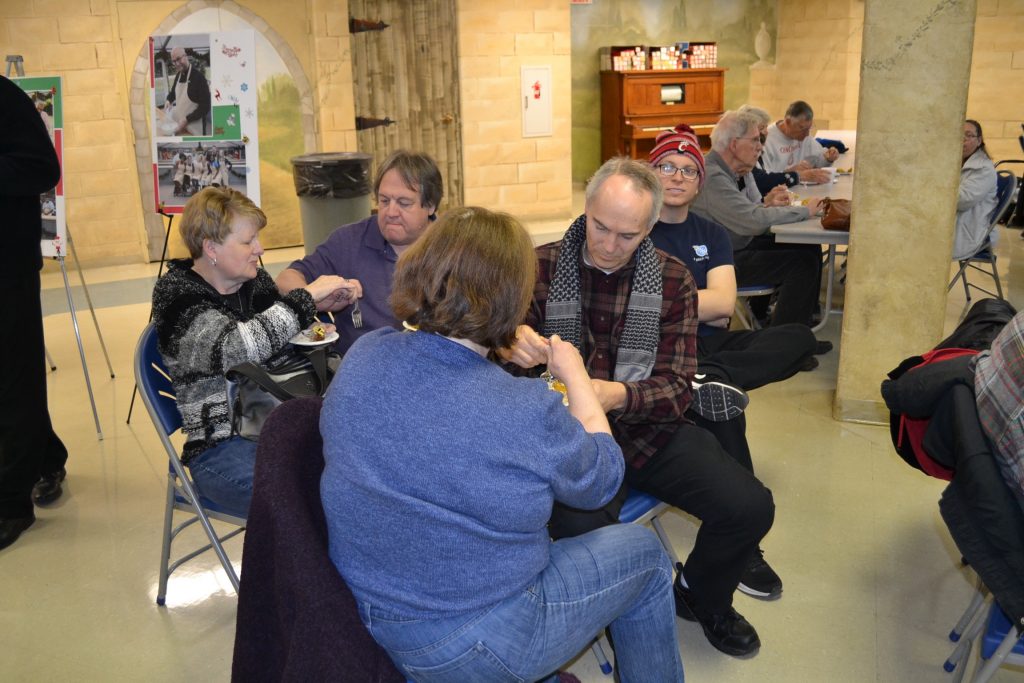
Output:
[
  {"xmin": 374, "ymin": 149, "xmax": 443, "ymax": 214},
  {"xmin": 179, "ymin": 186, "xmax": 267, "ymax": 259},
  {"xmin": 390, "ymin": 206, "xmax": 536, "ymax": 349}
]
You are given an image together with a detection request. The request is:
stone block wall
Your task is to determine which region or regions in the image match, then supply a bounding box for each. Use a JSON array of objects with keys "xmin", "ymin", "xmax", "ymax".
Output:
[
  {"xmin": 971, "ymin": 0, "xmax": 1024, "ymax": 161},
  {"xmin": 748, "ymin": 0, "xmax": 864, "ymax": 129},
  {"xmin": 457, "ymin": 0, "xmax": 573, "ymax": 220},
  {"xmin": 2, "ymin": 0, "xmax": 145, "ymax": 265},
  {"xmin": 753, "ymin": 0, "xmax": 1024, "ymax": 163}
]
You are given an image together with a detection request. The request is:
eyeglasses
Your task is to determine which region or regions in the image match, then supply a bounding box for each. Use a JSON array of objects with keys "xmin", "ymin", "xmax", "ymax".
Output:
[
  {"xmin": 737, "ymin": 135, "xmax": 763, "ymax": 146},
  {"xmin": 964, "ymin": 133, "xmax": 979, "ymax": 139},
  {"xmin": 658, "ymin": 163, "xmax": 700, "ymax": 180}
]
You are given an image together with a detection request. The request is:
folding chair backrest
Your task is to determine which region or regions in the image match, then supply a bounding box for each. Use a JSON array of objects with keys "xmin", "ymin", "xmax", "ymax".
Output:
[
  {"xmin": 989, "ymin": 171, "xmax": 1017, "ymax": 227},
  {"xmin": 134, "ymin": 324, "xmax": 182, "ymax": 436}
]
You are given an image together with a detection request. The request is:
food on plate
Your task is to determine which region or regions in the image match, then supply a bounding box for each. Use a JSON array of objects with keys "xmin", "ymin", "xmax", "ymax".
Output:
[{"xmin": 308, "ymin": 323, "xmax": 327, "ymax": 341}]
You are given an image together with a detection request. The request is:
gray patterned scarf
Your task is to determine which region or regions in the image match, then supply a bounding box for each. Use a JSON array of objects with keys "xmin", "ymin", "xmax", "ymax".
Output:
[{"xmin": 544, "ymin": 214, "xmax": 662, "ymax": 381}]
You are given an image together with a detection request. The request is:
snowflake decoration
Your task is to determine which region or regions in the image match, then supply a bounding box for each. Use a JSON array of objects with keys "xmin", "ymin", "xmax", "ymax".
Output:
[
  {"xmin": 221, "ymin": 74, "xmax": 233, "ymax": 88},
  {"xmin": 230, "ymin": 96, "xmax": 239, "ymax": 104},
  {"xmin": 240, "ymin": 83, "xmax": 249, "ymax": 92},
  {"xmin": 245, "ymin": 107, "xmax": 254, "ymax": 118}
]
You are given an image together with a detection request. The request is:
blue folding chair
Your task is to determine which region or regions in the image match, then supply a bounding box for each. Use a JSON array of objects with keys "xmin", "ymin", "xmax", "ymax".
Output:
[
  {"xmin": 590, "ymin": 489, "xmax": 680, "ymax": 675},
  {"xmin": 948, "ymin": 170, "xmax": 1016, "ymax": 302},
  {"xmin": 133, "ymin": 323, "xmax": 246, "ymax": 605}
]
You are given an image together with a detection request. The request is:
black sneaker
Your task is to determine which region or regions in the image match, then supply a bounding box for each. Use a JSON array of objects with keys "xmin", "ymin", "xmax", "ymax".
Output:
[
  {"xmin": 738, "ymin": 548, "xmax": 783, "ymax": 600},
  {"xmin": 690, "ymin": 378, "xmax": 748, "ymax": 422},
  {"xmin": 673, "ymin": 569, "xmax": 761, "ymax": 656}
]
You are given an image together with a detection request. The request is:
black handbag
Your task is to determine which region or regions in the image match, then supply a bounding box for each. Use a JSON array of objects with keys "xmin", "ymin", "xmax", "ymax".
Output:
[{"xmin": 226, "ymin": 346, "xmax": 339, "ymax": 441}]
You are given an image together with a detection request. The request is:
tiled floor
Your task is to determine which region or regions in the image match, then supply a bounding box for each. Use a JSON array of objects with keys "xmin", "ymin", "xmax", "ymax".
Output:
[{"xmin": 3, "ymin": 217, "xmax": 1023, "ymax": 681}]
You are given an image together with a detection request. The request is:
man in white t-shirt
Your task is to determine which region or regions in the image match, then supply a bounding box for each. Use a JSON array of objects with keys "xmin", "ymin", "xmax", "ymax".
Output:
[{"xmin": 761, "ymin": 100, "xmax": 839, "ymax": 173}]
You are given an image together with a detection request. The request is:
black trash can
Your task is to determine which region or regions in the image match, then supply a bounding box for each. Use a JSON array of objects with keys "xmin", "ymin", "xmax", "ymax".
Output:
[{"xmin": 291, "ymin": 152, "xmax": 373, "ymax": 253}]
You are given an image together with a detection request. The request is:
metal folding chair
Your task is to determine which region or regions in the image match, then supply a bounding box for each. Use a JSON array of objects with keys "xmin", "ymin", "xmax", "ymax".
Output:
[
  {"xmin": 590, "ymin": 489, "xmax": 680, "ymax": 675},
  {"xmin": 944, "ymin": 576, "xmax": 1024, "ymax": 683},
  {"xmin": 133, "ymin": 323, "xmax": 246, "ymax": 605},
  {"xmin": 948, "ymin": 171, "xmax": 1016, "ymax": 302},
  {"xmin": 734, "ymin": 284, "xmax": 776, "ymax": 330}
]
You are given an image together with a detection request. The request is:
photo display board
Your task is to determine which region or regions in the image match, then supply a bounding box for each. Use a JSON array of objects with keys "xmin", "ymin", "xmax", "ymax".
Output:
[
  {"xmin": 149, "ymin": 30, "xmax": 260, "ymax": 213},
  {"xmin": 14, "ymin": 76, "xmax": 65, "ymax": 258}
]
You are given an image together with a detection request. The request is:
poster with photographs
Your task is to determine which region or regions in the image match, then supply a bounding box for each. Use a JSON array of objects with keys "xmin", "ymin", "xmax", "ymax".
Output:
[
  {"xmin": 13, "ymin": 76, "xmax": 64, "ymax": 258},
  {"xmin": 150, "ymin": 30, "xmax": 260, "ymax": 213}
]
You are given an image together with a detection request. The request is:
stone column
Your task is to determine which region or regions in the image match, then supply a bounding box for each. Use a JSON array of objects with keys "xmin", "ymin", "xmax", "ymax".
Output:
[{"xmin": 834, "ymin": 0, "xmax": 977, "ymax": 422}]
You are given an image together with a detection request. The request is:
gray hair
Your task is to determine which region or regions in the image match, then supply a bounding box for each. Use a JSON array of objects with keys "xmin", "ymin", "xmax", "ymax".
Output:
[
  {"xmin": 711, "ymin": 110, "xmax": 761, "ymax": 153},
  {"xmin": 738, "ymin": 104, "xmax": 771, "ymax": 127},
  {"xmin": 585, "ymin": 156, "xmax": 663, "ymax": 229},
  {"xmin": 785, "ymin": 100, "xmax": 814, "ymax": 120}
]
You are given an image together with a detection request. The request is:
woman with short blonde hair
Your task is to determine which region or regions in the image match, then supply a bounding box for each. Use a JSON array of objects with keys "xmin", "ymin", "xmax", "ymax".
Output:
[{"xmin": 151, "ymin": 187, "xmax": 346, "ymax": 517}]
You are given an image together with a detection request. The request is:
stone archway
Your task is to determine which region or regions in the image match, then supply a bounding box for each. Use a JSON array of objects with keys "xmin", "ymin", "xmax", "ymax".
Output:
[{"xmin": 128, "ymin": 1, "xmax": 317, "ymax": 260}]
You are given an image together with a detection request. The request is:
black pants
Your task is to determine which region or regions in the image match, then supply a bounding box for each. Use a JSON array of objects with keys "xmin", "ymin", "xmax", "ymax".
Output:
[
  {"xmin": 0, "ymin": 270, "xmax": 68, "ymax": 518},
  {"xmin": 734, "ymin": 235, "xmax": 821, "ymax": 327},
  {"xmin": 698, "ymin": 324, "xmax": 817, "ymax": 391},
  {"xmin": 550, "ymin": 422, "xmax": 773, "ymax": 617}
]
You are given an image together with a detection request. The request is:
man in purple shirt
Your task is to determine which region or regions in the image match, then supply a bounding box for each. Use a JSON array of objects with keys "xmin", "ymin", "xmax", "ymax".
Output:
[{"xmin": 276, "ymin": 150, "xmax": 442, "ymax": 355}]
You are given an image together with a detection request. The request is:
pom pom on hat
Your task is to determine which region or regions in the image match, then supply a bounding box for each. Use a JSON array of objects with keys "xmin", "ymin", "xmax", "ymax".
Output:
[{"xmin": 649, "ymin": 124, "xmax": 706, "ymax": 188}]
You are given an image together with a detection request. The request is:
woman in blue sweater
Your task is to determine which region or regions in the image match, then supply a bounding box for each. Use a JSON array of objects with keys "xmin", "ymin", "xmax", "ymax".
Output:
[{"xmin": 321, "ymin": 207, "xmax": 683, "ymax": 682}]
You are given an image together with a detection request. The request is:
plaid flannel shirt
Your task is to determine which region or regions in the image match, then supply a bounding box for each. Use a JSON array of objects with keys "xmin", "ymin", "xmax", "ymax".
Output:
[
  {"xmin": 974, "ymin": 311, "xmax": 1024, "ymax": 500},
  {"xmin": 524, "ymin": 240, "xmax": 699, "ymax": 469}
]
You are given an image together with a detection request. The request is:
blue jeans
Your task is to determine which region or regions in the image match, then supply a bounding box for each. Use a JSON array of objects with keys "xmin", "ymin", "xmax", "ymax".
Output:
[
  {"xmin": 359, "ymin": 524, "xmax": 684, "ymax": 683},
  {"xmin": 186, "ymin": 436, "xmax": 257, "ymax": 518}
]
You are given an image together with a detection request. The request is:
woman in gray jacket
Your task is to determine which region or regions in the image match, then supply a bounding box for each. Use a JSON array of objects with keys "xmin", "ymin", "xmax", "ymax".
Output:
[{"xmin": 953, "ymin": 119, "xmax": 998, "ymax": 261}]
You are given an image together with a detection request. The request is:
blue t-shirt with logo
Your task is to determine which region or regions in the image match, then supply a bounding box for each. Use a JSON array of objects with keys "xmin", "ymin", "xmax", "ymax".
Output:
[{"xmin": 650, "ymin": 212, "xmax": 734, "ymax": 336}]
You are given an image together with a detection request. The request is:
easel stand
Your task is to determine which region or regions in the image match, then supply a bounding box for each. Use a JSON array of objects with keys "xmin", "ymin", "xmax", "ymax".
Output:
[
  {"xmin": 126, "ymin": 210, "xmax": 174, "ymax": 424},
  {"xmin": 55, "ymin": 226, "xmax": 115, "ymax": 440},
  {"xmin": 9, "ymin": 53, "xmax": 114, "ymax": 440}
]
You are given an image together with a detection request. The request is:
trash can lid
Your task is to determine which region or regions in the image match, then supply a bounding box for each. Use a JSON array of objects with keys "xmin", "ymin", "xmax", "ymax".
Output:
[{"xmin": 290, "ymin": 152, "xmax": 373, "ymax": 167}]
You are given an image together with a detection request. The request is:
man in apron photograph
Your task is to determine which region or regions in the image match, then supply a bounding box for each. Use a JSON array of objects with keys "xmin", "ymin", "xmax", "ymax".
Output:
[{"xmin": 164, "ymin": 46, "xmax": 210, "ymax": 137}]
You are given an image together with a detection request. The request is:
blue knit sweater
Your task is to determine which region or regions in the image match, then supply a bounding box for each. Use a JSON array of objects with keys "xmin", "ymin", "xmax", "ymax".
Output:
[{"xmin": 321, "ymin": 328, "xmax": 624, "ymax": 618}]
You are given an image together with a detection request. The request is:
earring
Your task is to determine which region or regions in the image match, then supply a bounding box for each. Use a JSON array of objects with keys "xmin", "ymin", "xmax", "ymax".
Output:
[{"xmin": 210, "ymin": 256, "xmax": 217, "ymax": 267}]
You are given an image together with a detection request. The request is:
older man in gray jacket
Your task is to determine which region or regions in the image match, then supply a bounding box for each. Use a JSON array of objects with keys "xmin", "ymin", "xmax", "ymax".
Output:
[{"xmin": 691, "ymin": 110, "xmax": 825, "ymax": 329}]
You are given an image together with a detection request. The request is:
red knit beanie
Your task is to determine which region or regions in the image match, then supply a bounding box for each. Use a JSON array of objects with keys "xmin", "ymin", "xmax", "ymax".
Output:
[{"xmin": 649, "ymin": 124, "xmax": 705, "ymax": 189}]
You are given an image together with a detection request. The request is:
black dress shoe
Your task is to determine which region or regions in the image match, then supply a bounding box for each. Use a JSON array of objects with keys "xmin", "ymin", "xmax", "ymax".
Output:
[
  {"xmin": 0, "ymin": 514, "xmax": 35, "ymax": 551},
  {"xmin": 814, "ymin": 340, "xmax": 833, "ymax": 355},
  {"xmin": 32, "ymin": 467, "xmax": 66, "ymax": 506},
  {"xmin": 799, "ymin": 355, "xmax": 819, "ymax": 372},
  {"xmin": 674, "ymin": 570, "xmax": 761, "ymax": 656}
]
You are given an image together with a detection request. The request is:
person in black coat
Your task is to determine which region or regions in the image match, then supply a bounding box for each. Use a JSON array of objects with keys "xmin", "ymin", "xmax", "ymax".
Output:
[{"xmin": 0, "ymin": 76, "xmax": 69, "ymax": 551}]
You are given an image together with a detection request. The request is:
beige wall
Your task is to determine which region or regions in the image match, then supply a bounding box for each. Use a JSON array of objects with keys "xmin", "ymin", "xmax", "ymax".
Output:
[
  {"xmin": 751, "ymin": 0, "xmax": 1024, "ymax": 163},
  {"xmin": 3, "ymin": 0, "xmax": 571, "ymax": 266},
  {"xmin": 457, "ymin": 0, "xmax": 573, "ymax": 220}
]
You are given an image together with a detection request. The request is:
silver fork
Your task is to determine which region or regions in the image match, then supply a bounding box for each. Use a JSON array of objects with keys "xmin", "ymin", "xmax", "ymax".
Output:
[{"xmin": 351, "ymin": 298, "xmax": 363, "ymax": 329}]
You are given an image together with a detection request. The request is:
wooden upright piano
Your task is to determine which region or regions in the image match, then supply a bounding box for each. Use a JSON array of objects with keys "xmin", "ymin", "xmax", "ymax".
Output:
[{"xmin": 600, "ymin": 68, "xmax": 725, "ymax": 161}]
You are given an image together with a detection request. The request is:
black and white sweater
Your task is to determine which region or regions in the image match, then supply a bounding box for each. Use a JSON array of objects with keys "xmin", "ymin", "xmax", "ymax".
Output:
[{"xmin": 152, "ymin": 259, "xmax": 316, "ymax": 463}]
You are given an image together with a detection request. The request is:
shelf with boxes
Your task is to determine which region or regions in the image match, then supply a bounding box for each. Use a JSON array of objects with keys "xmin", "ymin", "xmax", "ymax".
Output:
[{"xmin": 599, "ymin": 42, "xmax": 718, "ymax": 72}]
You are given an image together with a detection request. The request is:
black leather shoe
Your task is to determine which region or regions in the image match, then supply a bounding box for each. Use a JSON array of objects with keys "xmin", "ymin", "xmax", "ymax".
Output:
[
  {"xmin": 674, "ymin": 570, "xmax": 761, "ymax": 656},
  {"xmin": 32, "ymin": 467, "xmax": 66, "ymax": 506},
  {"xmin": 0, "ymin": 515, "xmax": 35, "ymax": 551},
  {"xmin": 814, "ymin": 340, "xmax": 833, "ymax": 355}
]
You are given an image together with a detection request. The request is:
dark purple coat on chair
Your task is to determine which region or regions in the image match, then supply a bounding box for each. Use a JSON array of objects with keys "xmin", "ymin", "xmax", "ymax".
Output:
[{"xmin": 231, "ymin": 396, "xmax": 404, "ymax": 683}]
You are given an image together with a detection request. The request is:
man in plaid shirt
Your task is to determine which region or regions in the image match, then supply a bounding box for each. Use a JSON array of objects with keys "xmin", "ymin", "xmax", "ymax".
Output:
[{"xmin": 501, "ymin": 158, "xmax": 774, "ymax": 658}]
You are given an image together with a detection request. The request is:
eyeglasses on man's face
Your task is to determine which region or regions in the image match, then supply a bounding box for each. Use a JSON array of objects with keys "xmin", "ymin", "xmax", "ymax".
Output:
[
  {"xmin": 736, "ymin": 135, "xmax": 763, "ymax": 146},
  {"xmin": 964, "ymin": 133, "xmax": 979, "ymax": 140},
  {"xmin": 658, "ymin": 163, "xmax": 700, "ymax": 180}
]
